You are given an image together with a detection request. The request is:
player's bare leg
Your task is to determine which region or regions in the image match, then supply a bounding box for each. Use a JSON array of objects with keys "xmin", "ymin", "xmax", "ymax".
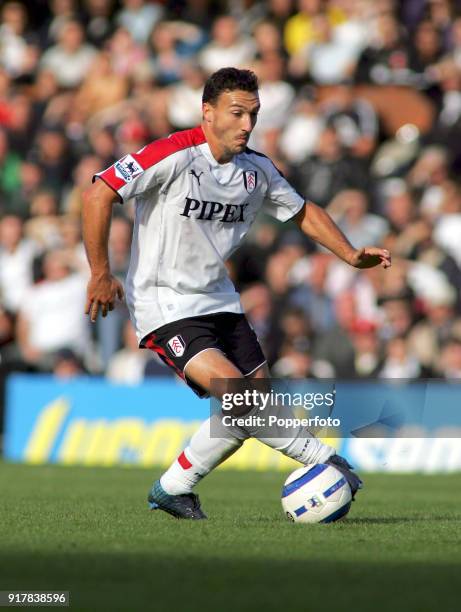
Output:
[
  {"xmin": 149, "ymin": 350, "xmax": 360, "ymax": 519},
  {"xmin": 148, "ymin": 349, "xmax": 249, "ymax": 519}
]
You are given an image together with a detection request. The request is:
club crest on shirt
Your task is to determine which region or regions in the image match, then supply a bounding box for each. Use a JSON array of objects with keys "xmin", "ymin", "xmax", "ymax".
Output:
[
  {"xmin": 167, "ymin": 335, "xmax": 186, "ymax": 357},
  {"xmin": 114, "ymin": 154, "xmax": 144, "ymax": 183},
  {"xmin": 243, "ymin": 170, "xmax": 257, "ymax": 194}
]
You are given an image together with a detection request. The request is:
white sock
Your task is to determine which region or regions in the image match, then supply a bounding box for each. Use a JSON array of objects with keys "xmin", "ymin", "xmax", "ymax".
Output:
[
  {"xmin": 160, "ymin": 402, "xmax": 335, "ymax": 495},
  {"xmin": 160, "ymin": 415, "xmax": 247, "ymax": 495},
  {"xmin": 256, "ymin": 433, "xmax": 334, "ymax": 464},
  {"xmin": 243, "ymin": 401, "xmax": 335, "ymax": 464}
]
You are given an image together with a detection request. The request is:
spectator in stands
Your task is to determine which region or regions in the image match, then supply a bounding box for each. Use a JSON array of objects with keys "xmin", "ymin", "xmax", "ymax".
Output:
[
  {"xmin": 408, "ymin": 18, "xmax": 444, "ymax": 94},
  {"xmin": 229, "ymin": 218, "xmax": 277, "ymax": 289},
  {"xmin": 313, "ymin": 290, "xmax": 357, "ymax": 377},
  {"xmin": 40, "ymin": 19, "xmax": 97, "ymax": 89},
  {"xmin": 355, "ymin": 11, "xmax": 414, "ymax": 86},
  {"xmin": 270, "ymin": 306, "xmax": 312, "ymax": 368},
  {"xmin": 164, "ymin": 62, "xmax": 206, "ymax": 131},
  {"xmin": 148, "ymin": 21, "xmax": 188, "ymax": 87},
  {"xmin": 288, "ymin": 252, "xmax": 335, "ymax": 333},
  {"xmin": 169, "ymin": 0, "xmax": 220, "ymax": 30},
  {"xmin": 115, "ymin": 0, "xmax": 164, "ymax": 45},
  {"xmin": 265, "ymin": 0, "xmax": 295, "ymax": 36},
  {"xmin": 288, "ymin": 13, "xmax": 358, "ymax": 84},
  {"xmin": 106, "ymin": 26, "xmax": 148, "ymax": 78},
  {"xmin": 327, "ymin": 189, "xmax": 389, "ymax": 249},
  {"xmin": 272, "ymin": 340, "xmax": 316, "ymax": 377},
  {"xmin": 379, "ymin": 335, "xmax": 422, "ymax": 378},
  {"xmin": 425, "ymin": 65, "xmax": 461, "ymax": 171},
  {"xmin": 284, "ymin": 0, "xmax": 345, "ymax": 56},
  {"xmin": 240, "ymin": 283, "xmax": 274, "ymax": 358},
  {"xmin": 106, "ymin": 320, "xmax": 150, "ymax": 385},
  {"xmin": 320, "ymin": 83, "xmax": 378, "ymax": 160},
  {"xmin": 249, "ymin": 52, "xmax": 295, "ymax": 156},
  {"xmin": 58, "ymin": 214, "xmax": 88, "ymax": 274},
  {"xmin": 349, "ymin": 319, "xmax": 382, "ymax": 378},
  {"xmin": 380, "ymin": 297, "xmax": 415, "ymax": 342},
  {"xmin": 82, "ymin": 0, "xmax": 115, "ymax": 47},
  {"xmin": 279, "ymin": 85, "xmax": 323, "ymax": 164},
  {"xmin": 0, "ymin": 1, "xmax": 38, "ymax": 80},
  {"xmin": 39, "ymin": 0, "xmax": 79, "ymax": 49},
  {"xmin": 333, "ymin": 0, "xmax": 370, "ymax": 59},
  {"xmin": 52, "ymin": 347, "xmax": 86, "ymax": 378},
  {"xmin": 23, "ymin": 189, "xmax": 61, "ymax": 249},
  {"xmin": 0, "ymin": 127, "xmax": 21, "ymax": 213},
  {"xmin": 74, "ymin": 51, "xmax": 128, "ymax": 119},
  {"xmin": 439, "ymin": 337, "xmax": 461, "ymax": 378},
  {"xmin": 432, "ymin": 182, "xmax": 461, "ymax": 267},
  {"xmin": 408, "ymin": 285, "xmax": 459, "ymax": 371},
  {"xmin": 0, "ymin": 214, "xmax": 38, "ymax": 313},
  {"xmin": 30, "ymin": 69, "xmax": 60, "ymax": 128},
  {"xmin": 291, "ymin": 125, "xmax": 369, "ymax": 207},
  {"xmin": 382, "ymin": 183, "xmax": 417, "ymax": 235},
  {"xmin": 30, "ymin": 126, "xmax": 72, "ymax": 199},
  {"xmin": 16, "ymin": 248, "xmax": 88, "ymax": 370},
  {"xmin": 5, "ymin": 93, "xmax": 34, "ymax": 157},
  {"xmin": 87, "ymin": 127, "xmax": 117, "ymax": 167},
  {"xmin": 253, "ymin": 19, "xmax": 288, "ymax": 60},
  {"xmin": 199, "ymin": 15, "xmax": 256, "ymax": 74},
  {"xmin": 64, "ymin": 154, "xmax": 104, "ymax": 216},
  {"xmin": 407, "ymin": 146, "xmax": 450, "ymax": 217},
  {"xmin": 7, "ymin": 161, "xmax": 43, "ymax": 218},
  {"xmin": 426, "ymin": 0, "xmax": 453, "ymax": 51},
  {"xmin": 115, "ymin": 110, "xmax": 149, "ymax": 156}
]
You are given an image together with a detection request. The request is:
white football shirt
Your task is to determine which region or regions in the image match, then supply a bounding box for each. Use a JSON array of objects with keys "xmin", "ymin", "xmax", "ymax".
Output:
[{"xmin": 95, "ymin": 126, "xmax": 305, "ymax": 343}]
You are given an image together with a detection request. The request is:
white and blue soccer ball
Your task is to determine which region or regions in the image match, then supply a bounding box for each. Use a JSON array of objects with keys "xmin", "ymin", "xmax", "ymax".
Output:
[{"xmin": 281, "ymin": 463, "xmax": 352, "ymax": 524}]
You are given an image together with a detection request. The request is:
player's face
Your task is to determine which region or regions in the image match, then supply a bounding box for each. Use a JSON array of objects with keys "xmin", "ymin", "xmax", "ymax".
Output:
[{"xmin": 203, "ymin": 89, "xmax": 260, "ymax": 162}]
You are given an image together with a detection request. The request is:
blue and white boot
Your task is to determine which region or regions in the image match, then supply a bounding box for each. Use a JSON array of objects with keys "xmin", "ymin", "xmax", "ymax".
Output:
[{"xmin": 147, "ymin": 480, "xmax": 207, "ymax": 520}]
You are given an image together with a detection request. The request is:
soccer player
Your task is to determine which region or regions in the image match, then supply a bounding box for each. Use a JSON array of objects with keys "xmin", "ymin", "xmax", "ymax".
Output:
[{"xmin": 82, "ymin": 67, "xmax": 391, "ymax": 519}]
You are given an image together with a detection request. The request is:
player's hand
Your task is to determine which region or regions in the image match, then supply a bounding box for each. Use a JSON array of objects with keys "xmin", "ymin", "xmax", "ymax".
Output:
[
  {"xmin": 85, "ymin": 272, "xmax": 125, "ymax": 322},
  {"xmin": 348, "ymin": 247, "xmax": 391, "ymax": 269}
]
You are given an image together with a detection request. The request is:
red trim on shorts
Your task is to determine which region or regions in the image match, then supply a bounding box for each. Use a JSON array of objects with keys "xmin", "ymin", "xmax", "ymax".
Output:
[
  {"xmin": 177, "ymin": 451, "xmax": 193, "ymax": 470},
  {"xmin": 143, "ymin": 333, "xmax": 186, "ymax": 381}
]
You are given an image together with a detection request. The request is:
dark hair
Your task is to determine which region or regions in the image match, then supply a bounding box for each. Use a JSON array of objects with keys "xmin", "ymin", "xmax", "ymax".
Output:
[{"xmin": 202, "ymin": 67, "xmax": 259, "ymax": 104}]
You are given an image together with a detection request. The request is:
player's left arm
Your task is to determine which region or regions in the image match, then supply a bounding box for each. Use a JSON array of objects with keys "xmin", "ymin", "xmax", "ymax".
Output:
[{"xmin": 295, "ymin": 202, "xmax": 391, "ymax": 269}]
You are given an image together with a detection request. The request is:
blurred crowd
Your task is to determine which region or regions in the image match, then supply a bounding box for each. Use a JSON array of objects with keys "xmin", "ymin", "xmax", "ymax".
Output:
[{"xmin": 1, "ymin": 0, "xmax": 461, "ymax": 390}]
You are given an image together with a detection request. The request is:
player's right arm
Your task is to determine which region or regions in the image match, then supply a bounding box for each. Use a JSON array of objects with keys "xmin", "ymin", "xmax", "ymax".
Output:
[
  {"xmin": 82, "ymin": 130, "xmax": 200, "ymax": 320},
  {"xmin": 82, "ymin": 179, "xmax": 124, "ymax": 322}
]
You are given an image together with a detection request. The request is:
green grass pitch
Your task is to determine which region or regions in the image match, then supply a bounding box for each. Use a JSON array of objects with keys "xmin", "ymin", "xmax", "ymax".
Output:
[{"xmin": 0, "ymin": 463, "xmax": 460, "ymax": 612}]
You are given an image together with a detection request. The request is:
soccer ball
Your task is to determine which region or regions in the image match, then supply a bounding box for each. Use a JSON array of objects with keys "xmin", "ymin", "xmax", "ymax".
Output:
[{"xmin": 281, "ymin": 463, "xmax": 352, "ymax": 524}]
